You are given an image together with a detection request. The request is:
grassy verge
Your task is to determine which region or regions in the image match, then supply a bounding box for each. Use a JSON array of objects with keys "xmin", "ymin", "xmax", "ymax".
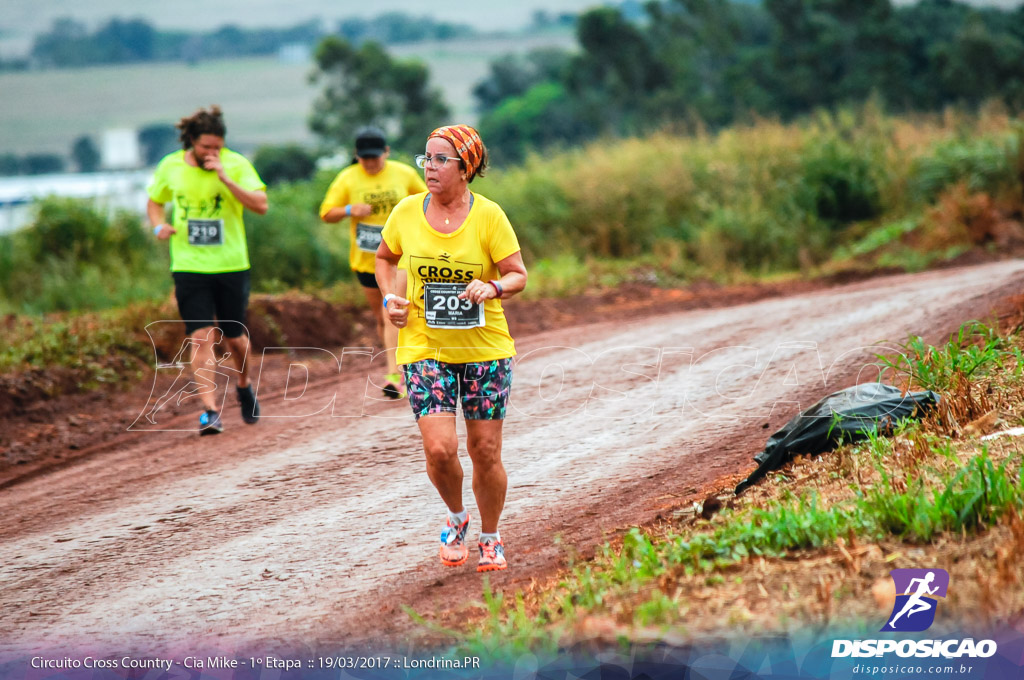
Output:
[
  {"xmin": 430, "ymin": 320, "xmax": 1024, "ymax": 658},
  {"xmin": 7, "ymin": 105, "xmax": 1024, "ymax": 316},
  {"xmin": 0, "ymin": 301, "xmax": 168, "ymax": 392}
]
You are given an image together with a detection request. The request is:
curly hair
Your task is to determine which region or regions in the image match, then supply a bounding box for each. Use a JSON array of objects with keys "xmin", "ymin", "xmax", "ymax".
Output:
[{"xmin": 176, "ymin": 106, "xmax": 226, "ymax": 150}]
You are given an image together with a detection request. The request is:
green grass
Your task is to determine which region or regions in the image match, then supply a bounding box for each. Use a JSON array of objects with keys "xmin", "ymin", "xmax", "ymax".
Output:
[
  {"xmin": 0, "ymin": 198, "xmax": 173, "ymax": 314},
  {"xmin": 910, "ymin": 130, "xmax": 1023, "ymax": 202},
  {"xmin": 0, "ymin": 302, "xmax": 165, "ymax": 389},
  {"xmin": 517, "ymin": 253, "xmax": 688, "ymax": 299},
  {"xmin": 866, "ymin": 445, "xmax": 1023, "ymax": 542},
  {"xmin": 837, "ymin": 217, "xmax": 920, "ymax": 259},
  {"xmin": 878, "ymin": 321, "xmax": 1008, "ymax": 391}
]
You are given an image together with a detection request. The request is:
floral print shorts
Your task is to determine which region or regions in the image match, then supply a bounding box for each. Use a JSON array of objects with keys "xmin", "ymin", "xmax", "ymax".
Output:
[{"xmin": 402, "ymin": 358, "xmax": 513, "ymax": 420}]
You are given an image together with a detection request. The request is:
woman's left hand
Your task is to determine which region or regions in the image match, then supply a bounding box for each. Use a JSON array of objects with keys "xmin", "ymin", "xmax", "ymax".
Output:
[{"xmin": 459, "ymin": 279, "xmax": 498, "ymax": 305}]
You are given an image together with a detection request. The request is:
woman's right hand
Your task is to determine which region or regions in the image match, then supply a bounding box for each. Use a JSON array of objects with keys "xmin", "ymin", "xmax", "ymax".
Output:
[{"xmin": 385, "ymin": 295, "xmax": 410, "ymax": 328}]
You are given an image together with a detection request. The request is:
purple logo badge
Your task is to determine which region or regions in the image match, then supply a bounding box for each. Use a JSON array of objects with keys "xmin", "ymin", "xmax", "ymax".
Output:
[{"xmin": 882, "ymin": 568, "xmax": 949, "ymax": 632}]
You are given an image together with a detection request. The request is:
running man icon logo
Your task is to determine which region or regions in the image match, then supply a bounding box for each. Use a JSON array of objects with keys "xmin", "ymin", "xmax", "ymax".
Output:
[{"xmin": 881, "ymin": 568, "xmax": 950, "ymax": 632}]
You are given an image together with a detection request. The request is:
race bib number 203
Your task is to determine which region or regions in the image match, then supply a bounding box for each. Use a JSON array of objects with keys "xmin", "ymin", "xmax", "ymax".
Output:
[{"xmin": 423, "ymin": 282, "xmax": 485, "ymax": 329}]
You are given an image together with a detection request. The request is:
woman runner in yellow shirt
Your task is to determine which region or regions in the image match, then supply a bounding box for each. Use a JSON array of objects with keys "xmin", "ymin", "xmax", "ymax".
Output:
[{"xmin": 376, "ymin": 124, "xmax": 528, "ymax": 572}]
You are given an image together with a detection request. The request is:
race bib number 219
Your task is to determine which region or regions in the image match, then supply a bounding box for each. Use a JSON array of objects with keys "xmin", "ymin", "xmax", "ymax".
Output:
[
  {"xmin": 187, "ymin": 218, "xmax": 224, "ymax": 246},
  {"xmin": 423, "ymin": 282, "xmax": 484, "ymax": 329}
]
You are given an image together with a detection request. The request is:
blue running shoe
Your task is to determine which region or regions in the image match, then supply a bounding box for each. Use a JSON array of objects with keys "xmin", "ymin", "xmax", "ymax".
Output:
[{"xmin": 199, "ymin": 409, "xmax": 223, "ymax": 436}]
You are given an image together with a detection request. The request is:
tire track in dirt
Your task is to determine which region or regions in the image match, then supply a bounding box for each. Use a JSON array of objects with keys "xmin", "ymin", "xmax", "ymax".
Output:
[{"xmin": 2, "ymin": 260, "xmax": 1023, "ymax": 656}]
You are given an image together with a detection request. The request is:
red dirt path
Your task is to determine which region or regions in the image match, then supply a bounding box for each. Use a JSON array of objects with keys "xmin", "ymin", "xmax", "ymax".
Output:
[{"xmin": 2, "ymin": 260, "xmax": 1024, "ymax": 658}]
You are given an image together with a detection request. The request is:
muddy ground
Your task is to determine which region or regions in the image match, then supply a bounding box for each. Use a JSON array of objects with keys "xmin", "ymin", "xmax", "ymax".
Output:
[{"xmin": 2, "ymin": 259, "xmax": 1024, "ymax": 658}]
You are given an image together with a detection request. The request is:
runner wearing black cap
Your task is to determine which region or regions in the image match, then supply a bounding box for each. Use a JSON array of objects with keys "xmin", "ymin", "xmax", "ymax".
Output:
[{"xmin": 320, "ymin": 126, "xmax": 426, "ymax": 398}]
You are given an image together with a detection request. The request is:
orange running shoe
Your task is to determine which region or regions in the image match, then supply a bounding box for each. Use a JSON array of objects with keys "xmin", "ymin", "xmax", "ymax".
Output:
[
  {"xmin": 439, "ymin": 514, "xmax": 470, "ymax": 567},
  {"xmin": 477, "ymin": 539, "xmax": 507, "ymax": 572}
]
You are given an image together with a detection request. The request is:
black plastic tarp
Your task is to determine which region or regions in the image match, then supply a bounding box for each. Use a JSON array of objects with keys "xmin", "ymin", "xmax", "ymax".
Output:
[{"xmin": 734, "ymin": 383, "xmax": 940, "ymax": 495}]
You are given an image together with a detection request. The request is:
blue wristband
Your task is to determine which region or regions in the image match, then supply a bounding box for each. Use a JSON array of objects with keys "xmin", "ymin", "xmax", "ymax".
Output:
[
  {"xmin": 153, "ymin": 224, "xmax": 163, "ymax": 236},
  {"xmin": 345, "ymin": 205, "xmax": 352, "ymax": 217},
  {"xmin": 383, "ymin": 293, "xmax": 396, "ymax": 309}
]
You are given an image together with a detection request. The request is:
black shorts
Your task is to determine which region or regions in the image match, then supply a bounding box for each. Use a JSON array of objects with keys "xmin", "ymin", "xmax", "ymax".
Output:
[
  {"xmin": 172, "ymin": 270, "xmax": 250, "ymax": 338},
  {"xmin": 355, "ymin": 270, "xmax": 378, "ymax": 289}
]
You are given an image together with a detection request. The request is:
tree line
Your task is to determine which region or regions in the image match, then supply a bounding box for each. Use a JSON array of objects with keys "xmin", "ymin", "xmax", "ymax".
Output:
[
  {"xmin": 216, "ymin": 0, "xmax": 1024, "ymax": 183},
  {"xmin": 13, "ymin": 13, "xmax": 475, "ymax": 70},
  {"xmin": 470, "ymin": 0, "xmax": 1024, "ymax": 161},
  {"xmin": 10, "ymin": 0, "xmax": 1024, "ymax": 181}
]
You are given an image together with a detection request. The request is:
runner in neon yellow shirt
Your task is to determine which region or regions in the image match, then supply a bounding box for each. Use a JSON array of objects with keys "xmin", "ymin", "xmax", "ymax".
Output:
[
  {"xmin": 147, "ymin": 106, "xmax": 268, "ymax": 436},
  {"xmin": 320, "ymin": 126, "xmax": 425, "ymax": 398},
  {"xmin": 377, "ymin": 124, "xmax": 528, "ymax": 573}
]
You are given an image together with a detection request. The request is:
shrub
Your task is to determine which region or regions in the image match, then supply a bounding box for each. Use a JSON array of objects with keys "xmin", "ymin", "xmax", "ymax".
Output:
[
  {"xmin": 798, "ymin": 139, "xmax": 883, "ymax": 226},
  {"xmin": 253, "ymin": 144, "xmax": 318, "ymax": 185},
  {"xmin": 0, "ymin": 198, "xmax": 169, "ymax": 314},
  {"xmin": 910, "ymin": 132, "xmax": 1021, "ymax": 202},
  {"xmin": 480, "ymin": 110, "xmax": 893, "ymax": 274},
  {"xmin": 245, "ymin": 175, "xmax": 351, "ymax": 291}
]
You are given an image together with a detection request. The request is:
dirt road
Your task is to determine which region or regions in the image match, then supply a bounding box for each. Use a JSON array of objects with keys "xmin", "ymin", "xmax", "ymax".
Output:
[{"xmin": 3, "ymin": 260, "xmax": 1023, "ymax": 658}]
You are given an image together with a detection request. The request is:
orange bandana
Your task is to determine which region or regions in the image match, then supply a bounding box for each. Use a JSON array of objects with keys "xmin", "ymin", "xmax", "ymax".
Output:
[{"xmin": 428, "ymin": 124, "xmax": 485, "ymax": 179}]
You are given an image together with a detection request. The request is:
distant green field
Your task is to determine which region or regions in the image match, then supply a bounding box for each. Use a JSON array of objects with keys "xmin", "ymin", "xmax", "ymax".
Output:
[
  {"xmin": 0, "ymin": 58, "xmax": 317, "ymax": 156},
  {"xmin": 0, "ymin": 33, "xmax": 573, "ymax": 158}
]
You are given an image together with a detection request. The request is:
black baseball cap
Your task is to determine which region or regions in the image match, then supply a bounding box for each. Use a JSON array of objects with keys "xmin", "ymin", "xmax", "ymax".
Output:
[{"xmin": 354, "ymin": 126, "xmax": 388, "ymax": 158}]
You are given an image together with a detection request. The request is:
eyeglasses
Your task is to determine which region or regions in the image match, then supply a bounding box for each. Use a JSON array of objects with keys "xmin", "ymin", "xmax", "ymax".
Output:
[{"xmin": 414, "ymin": 153, "xmax": 463, "ymax": 169}]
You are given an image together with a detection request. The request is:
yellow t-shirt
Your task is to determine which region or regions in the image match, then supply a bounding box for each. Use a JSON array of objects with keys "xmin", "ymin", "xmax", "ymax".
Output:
[
  {"xmin": 147, "ymin": 149, "xmax": 266, "ymax": 273},
  {"xmin": 382, "ymin": 192, "xmax": 521, "ymax": 365},
  {"xmin": 319, "ymin": 160, "xmax": 426, "ymax": 274}
]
